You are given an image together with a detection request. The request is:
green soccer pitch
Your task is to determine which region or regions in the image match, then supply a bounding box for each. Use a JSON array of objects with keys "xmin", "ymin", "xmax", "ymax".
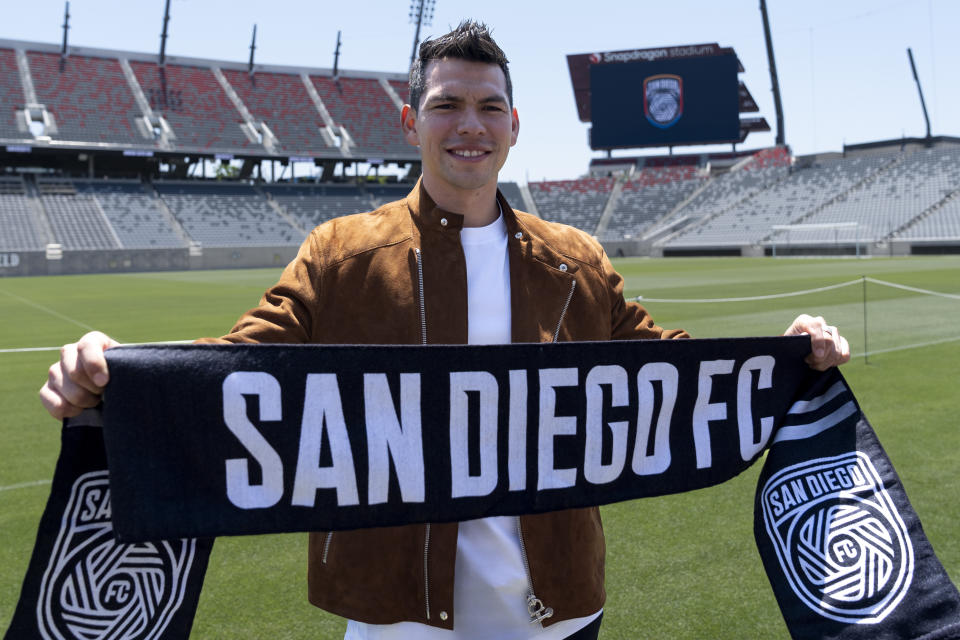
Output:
[{"xmin": 2, "ymin": 256, "xmax": 958, "ymax": 638}]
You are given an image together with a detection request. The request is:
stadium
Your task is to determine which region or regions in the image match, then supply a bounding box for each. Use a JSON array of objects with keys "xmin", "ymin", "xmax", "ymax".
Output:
[{"xmin": 2, "ymin": 2, "xmax": 959, "ymax": 638}]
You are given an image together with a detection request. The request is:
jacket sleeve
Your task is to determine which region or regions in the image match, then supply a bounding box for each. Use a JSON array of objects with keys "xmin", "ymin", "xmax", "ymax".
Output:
[
  {"xmin": 195, "ymin": 232, "xmax": 323, "ymax": 345},
  {"xmin": 600, "ymin": 248, "xmax": 689, "ymax": 341}
]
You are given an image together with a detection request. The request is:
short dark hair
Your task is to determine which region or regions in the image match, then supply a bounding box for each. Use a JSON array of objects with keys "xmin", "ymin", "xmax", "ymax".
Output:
[{"xmin": 408, "ymin": 20, "xmax": 512, "ymax": 111}]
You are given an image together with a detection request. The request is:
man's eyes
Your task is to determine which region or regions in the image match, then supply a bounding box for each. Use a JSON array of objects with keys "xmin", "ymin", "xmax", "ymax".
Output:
[{"xmin": 429, "ymin": 103, "xmax": 505, "ymax": 112}]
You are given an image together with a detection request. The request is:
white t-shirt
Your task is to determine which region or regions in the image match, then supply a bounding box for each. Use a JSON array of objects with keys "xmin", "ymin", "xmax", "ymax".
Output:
[{"xmin": 345, "ymin": 213, "xmax": 600, "ymax": 639}]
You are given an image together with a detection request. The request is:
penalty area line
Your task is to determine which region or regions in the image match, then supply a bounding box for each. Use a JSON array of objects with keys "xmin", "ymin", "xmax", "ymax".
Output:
[
  {"xmin": 0, "ymin": 479, "xmax": 51, "ymax": 493},
  {"xmin": 0, "ymin": 339, "xmax": 194, "ymax": 355},
  {"xmin": 0, "ymin": 289, "xmax": 97, "ymax": 333},
  {"xmin": 854, "ymin": 335, "xmax": 960, "ymax": 359}
]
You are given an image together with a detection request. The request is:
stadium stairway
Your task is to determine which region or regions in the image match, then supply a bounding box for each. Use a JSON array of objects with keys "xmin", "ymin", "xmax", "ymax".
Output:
[
  {"xmin": 592, "ymin": 179, "xmax": 625, "ymax": 237},
  {"xmin": 517, "ymin": 183, "xmax": 540, "ymax": 218},
  {"xmin": 142, "ymin": 180, "xmax": 193, "ymax": 247},
  {"xmin": 641, "ymin": 178, "xmax": 714, "ymax": 241},
  {"xmin": 20, "ymin": 175, "xmax": 56, "ymax": 246},
  {"xmin": 886, "ymin": 185, "xmax": 960, "ymax": 240},
  {"xmin": 655, "ymin": 163, "xmax": 793, "ymax": 248},
  {"xmin": 253, "ymin": 184, "xmax": 311, "ymax": 238}
]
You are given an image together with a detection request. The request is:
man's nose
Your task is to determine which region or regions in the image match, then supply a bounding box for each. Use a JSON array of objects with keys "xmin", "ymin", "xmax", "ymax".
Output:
[{"xmin": 456, "ymin": 107, "xmax": 486, "ymax": 136}]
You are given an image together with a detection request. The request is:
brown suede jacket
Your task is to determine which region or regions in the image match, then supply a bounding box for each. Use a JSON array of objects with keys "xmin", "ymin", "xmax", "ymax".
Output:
[{"xmin": 202, "ymin": 179, "xmax": 687, "ymax": 629}]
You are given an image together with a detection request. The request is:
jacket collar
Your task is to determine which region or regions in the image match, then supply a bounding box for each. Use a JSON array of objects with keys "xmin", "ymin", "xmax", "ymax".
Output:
[{"xmin": 405, "ymin": 177, "xmax": 580, "ymax": 277}]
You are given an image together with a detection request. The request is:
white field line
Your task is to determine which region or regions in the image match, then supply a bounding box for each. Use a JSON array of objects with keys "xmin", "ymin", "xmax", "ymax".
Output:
[
  {"xmin": 865, "ymin": 277, "xmax": 960, "ymax": 300},
  {"xmin": 0, "ymin": 288, "xmax": 97, "ymax": 332},
  {"xmin": 0, "ymin": 479, "xmax": 50, "ymax": 493},
  {"xmin": 635, "ymin": 277, "xmax": 960, "ymax": 304},
  {"xmin": 855, "ymin": 335, "xmax": 960, "ymax": 358},
  {"xmin": 635, "ymin": 279, "xmax": 863, "ymax": 303},
  {"xmin": 0, "ymin": 339, "xmax": 193, "ymax": 355}
]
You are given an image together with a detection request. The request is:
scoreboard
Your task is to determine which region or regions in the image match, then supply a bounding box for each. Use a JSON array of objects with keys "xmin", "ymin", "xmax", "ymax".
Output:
[
  {"xmin": 590, "ymin": 55, "xmax": 740, "ymax": 148},
  {"xmin": 567, "ymin": 43, "xmax": 768, "ymax": 150}
]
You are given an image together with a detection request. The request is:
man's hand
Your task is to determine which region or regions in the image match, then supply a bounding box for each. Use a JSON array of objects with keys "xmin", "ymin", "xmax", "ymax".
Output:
[
  {"xmin": 39, "ymin": 331, "xmax": 120, "ymax": 420},
  {"xmin": 783, "ymin": 314, "xmax": 851, "ymax": 371}
]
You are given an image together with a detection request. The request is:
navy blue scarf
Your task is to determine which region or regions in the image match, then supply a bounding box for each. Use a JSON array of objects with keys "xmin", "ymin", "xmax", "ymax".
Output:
[{"xmin": 8, "ymin": 338, "xmax": 959, "ymax": 639}]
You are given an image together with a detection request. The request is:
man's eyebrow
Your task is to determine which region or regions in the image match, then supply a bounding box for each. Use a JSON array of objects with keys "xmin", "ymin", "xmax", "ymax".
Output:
[
  {"xmin": 425, "ymin": 94, "xmax": 465, "ymax": 105},
  {"xmin": 424, "ymin": 94, "xmax": 508, "ymax": 105}
]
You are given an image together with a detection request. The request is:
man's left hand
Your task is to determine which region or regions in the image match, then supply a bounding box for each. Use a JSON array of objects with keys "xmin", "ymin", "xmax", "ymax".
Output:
[{"xmin": 784, "ymin": 314, "xmax": 851, "ymax": 371}]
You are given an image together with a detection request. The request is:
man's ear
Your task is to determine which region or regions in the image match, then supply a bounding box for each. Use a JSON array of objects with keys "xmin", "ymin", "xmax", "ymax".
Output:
[
  {"xmin": 401, "ymin": 104, "xmax": 419, "ymax": 147},
  {"xmin": 510, "ymin": 107, "xmax": 519, "ymax": 147}
]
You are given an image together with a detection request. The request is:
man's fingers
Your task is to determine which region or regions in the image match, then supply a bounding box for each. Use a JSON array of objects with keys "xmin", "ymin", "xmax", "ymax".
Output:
[
  {"xmin": 786, "ymin": 314, "xmax": 851, "ymax": 370},
  {"xmin": 49, "ymin": 360, "xmax": 101, "ymax": 407},
  {"xmin": 39, "ymin": 365, "xmax": 98, "ymax": 420},
  {"xmin": 39, "ymin": 331, "xmax": 119, "ymax": 422},
  {"xmin": 60, "ymin": 342, "xmax": 101, "ymax": 396},
  {"xmin": 76, "ymin": 331, "xmax": 118, "ymax": 389}
]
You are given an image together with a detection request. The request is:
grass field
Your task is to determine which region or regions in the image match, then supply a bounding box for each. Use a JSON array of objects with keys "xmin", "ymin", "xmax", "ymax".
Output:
[{"xmin": 1, "ymin": 256, "xmax": 958, "ymax": 638}]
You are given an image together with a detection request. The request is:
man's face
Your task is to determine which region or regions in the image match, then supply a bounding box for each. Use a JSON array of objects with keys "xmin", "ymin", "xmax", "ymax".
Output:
[{"xmin": 402, "ymin": 58, "xmax": 519, "ymax": 197}]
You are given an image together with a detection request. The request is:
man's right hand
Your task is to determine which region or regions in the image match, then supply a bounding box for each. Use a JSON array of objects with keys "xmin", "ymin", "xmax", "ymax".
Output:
[{"xmin": 39, "ymin": 331, "xmax": 120, "ymax": 420}]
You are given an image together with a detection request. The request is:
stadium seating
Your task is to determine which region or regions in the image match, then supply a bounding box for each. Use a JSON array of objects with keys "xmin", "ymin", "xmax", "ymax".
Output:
[
  {"xmin": 674, "ymin": 154, "xmax": 895, "ymax": 247},
  {"xmin": 130, "ymin": 61, "xmax": 254, "ymax": 151},
  {"xmin": 0, "ymin": 178, "xmax": 46, "ymax": 250},
  {"xmin": 27, "ymin": 52, "xmax": 142, "ymax": 145},
  {"xmin": 389, "ymin": 79, "xmax": 410, "ymax": 105},
  {"xmin": 263, "ymin": 183, "xmax": 373, "ymax": 230},
  {"xmin": 0, "ymin": 48, "xmax": 26, "ymax": 141},
  {"xmin": 900, "ymin": 194, "xmax": 960, "ymax": 240},
  {"xmin": 74, "ymin": 180, "xmax": 185, "ymax": 248},
  {"xmin": 156, "ymin": 182, "xmax": 301, "ymax": 247},
  {"xmin": 783, "ymin": 147, "xmax": 960, "ymax": 245},
  {"xmin": 528, "ymin": 178, "xmax": 614, "ymax": 233},
  {"xmin": 662, "ymin": 163, "xmax": 790, "ymax": 248},
  {"xmin": 605, "ymin": 171, "xmax": 703, "ymax": 239},
  {"xmin": 222, "ymin": 69, "xmax": 332, "ymax": 157},
  {"xmin": 497, "ymin": 182, "xmax": 524, "ymax": 210},
  {"xmin": 748, "ymin": 145, "xmax": 792, "ymax": 170},
  {"xmin": 310, "ymin": 76, "xmax": 409, "ymax": 157},
  {"xmin": 37, "ymin": 179, "xmax": 121, "ymax": 250}
]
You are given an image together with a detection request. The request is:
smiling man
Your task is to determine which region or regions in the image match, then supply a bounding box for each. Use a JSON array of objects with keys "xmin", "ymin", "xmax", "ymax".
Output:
[{"xmin": 40, "ymin": 19, "xmax": 850, "ymax": 640}]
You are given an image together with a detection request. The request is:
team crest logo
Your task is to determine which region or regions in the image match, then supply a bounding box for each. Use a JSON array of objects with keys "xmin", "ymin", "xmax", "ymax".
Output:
[
  {"xmin": 643, "ymin": 74, "xmax": 683, "ymax": 129},
  {"xmin": 37, "ymin": 471, "xmax": 198, "ymax": 639},
  {"xmin": 761, "ymin": 453, "xmax": 914, "ymax": 623}
]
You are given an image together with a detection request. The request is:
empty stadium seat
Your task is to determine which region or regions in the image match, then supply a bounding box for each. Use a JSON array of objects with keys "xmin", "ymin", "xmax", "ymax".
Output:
[
  {"xmin": 529, "ymin": 178, "xmax": 614, "ymax": 233},
  {"xmin": 74, "ymin": 180, "xmax": 185, "ymax": 248},
  {"xmin": 27, "ymin": 52, "xmax": 143, "ymax": 145},
  {"xmin": 0, "ymin": 178, "xmax": 45, "ymax": 250},
  {"xmin": 310, "ymin": 76, "xmax": 409, "ymax": 158},
  {"xmin": 264, "ymin": 183, "xmax": 373, "ymax": 230},
  {"xmin": 37, "ymin": 179, "xmax": 121, "ymax": 250},
  {"xmin": 222, "ymin": 69, "xmax": 331, "ymax": 157},
  {"xmin": 130, "ymin": 61, "xmax": 254, "ymax": 151},
  {"xmin": 156, "ymin": 182, "xmax": 302, "ymax": 247},
  {"xmin": 0, "ymin": 49, "xmax": 28, "ymax": 141}
]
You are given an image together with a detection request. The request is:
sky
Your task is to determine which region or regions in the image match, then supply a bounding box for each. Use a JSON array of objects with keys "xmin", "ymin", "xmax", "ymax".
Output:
[{"xmin": 2, "ymin": 0, "xmax": 957, "ymax": 183}]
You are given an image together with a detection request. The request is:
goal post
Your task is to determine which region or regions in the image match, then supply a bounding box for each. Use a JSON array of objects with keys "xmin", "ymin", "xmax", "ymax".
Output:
[{"xmin": 770, "ymin": 222, "xmax": 861, "ymax": 257}]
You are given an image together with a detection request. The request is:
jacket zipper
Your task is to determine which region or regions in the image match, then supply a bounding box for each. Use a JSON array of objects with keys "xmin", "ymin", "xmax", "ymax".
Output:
[
  {"xmin": 416, "ymin": 247, "xmax": 431, "ymax": 621},
  {"xmin": 514, "ymin": 278, "xmax": 573, "ymax": 625},
  {"xmin": 516, "ymin": 518, "xmax": 554, "ymax": 624},
  {"xmin": 322, "ymin": 532, "xmax": 334, "ymax": 564},
  {"xmin": 415, "ymin": 248, "xmax": 427, "ymax": 345},
  {"xmin": 423, "ymin": 523, "xmax": 432, "ymax": 621},
  {"xmin": 553, "ymin": 279, "xmax": 577, "ymax": 343}
]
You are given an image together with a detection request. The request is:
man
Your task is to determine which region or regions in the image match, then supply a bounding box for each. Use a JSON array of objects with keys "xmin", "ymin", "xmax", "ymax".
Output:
[{"xmin": 40, "ymin": 20, "xmax": 850, "ymax": 639}]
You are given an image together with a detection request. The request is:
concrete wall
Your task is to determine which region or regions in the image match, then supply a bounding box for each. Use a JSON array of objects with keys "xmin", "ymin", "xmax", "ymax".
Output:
[{"xmin": 0, "ymin": 246, "xmax": 300, "ymax": 277}]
